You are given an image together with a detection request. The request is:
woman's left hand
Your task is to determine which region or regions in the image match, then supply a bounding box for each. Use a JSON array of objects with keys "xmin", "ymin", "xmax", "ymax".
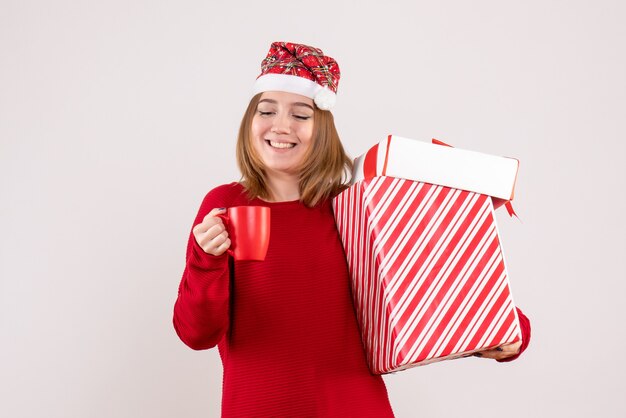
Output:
[{"xmin": 474, "ymin": 341, "xmax": 522, "ymax": 360}]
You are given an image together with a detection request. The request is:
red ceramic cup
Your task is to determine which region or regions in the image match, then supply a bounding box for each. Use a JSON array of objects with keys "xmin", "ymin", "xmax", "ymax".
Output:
[{"xmin": 218, "ymin": 206, "xmax": 271, "ymax": 261}]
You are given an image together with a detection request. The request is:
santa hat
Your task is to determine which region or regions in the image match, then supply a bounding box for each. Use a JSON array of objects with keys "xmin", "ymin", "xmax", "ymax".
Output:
[{"xmin": 252, "ymin": 41, "xmax": 340, "ymax": 111}]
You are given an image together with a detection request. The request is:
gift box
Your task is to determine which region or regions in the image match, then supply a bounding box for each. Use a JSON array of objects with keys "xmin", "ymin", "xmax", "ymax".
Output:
[{"xmin": 333, "ymin": 135, "xmax": 522, "ymax": 374}]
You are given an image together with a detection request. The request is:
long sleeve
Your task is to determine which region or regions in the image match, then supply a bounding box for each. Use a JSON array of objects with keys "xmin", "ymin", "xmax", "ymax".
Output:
[
  {"xmin": 173, "ymin": 185, "xmax": 236, "ymax": 350},
  {"xmin": 497, "ymin": 307, "xmax": 531, "ymax": 362}
]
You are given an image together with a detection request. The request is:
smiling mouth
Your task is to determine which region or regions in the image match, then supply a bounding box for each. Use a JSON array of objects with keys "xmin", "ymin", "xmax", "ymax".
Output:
[{"xmin": 266, "ymin": 140, "xmax": 296, "ymax": 149}]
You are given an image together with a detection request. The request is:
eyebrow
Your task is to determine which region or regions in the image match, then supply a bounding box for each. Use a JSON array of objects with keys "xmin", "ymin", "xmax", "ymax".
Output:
[{"xmin": 258, "ymin": 98, "xmax": 314, "ymax": 111}]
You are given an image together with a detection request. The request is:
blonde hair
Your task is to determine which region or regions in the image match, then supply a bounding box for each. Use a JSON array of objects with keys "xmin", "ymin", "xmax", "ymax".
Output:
[{"xmin": 236, "ymin": 93, "xmax": 353, "ymax": 207}]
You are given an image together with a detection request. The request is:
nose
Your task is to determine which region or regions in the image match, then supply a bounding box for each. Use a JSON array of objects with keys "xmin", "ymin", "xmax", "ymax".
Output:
[{"xmin": 270, "ymin": 112, "xmax": 291, "ymax": 134}]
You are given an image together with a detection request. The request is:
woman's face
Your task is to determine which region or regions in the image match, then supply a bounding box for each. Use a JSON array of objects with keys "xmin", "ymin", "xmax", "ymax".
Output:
[{"xmin": 251, "ymin": 91, "xmax": 315, "ymax": 178}]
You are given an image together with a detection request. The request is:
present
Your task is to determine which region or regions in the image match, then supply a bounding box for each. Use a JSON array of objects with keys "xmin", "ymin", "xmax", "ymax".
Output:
[{"xmin": 333, "ymin": 135, "xmax": 522, "ymax": 374}]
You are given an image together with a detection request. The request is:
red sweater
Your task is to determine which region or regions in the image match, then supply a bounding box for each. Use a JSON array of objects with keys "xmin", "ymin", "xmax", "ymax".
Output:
[
  {"xmin": 173, "ymin": 183, "xmax": 530, "ymax": 417},
  {"xmin": 174, "ymin": 183, "xmax": 394, "ymax": 417}
]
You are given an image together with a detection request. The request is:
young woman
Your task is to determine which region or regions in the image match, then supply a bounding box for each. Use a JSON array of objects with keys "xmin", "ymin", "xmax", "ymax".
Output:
[{"xmin": 173, "ymin": 41, "xmax": 530, "ymax": 417}]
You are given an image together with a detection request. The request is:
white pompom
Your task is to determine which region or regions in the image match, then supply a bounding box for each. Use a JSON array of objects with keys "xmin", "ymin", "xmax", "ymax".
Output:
[{"xmin": 314, "ymin": 88, "xmax": 336, "ymax": 110}]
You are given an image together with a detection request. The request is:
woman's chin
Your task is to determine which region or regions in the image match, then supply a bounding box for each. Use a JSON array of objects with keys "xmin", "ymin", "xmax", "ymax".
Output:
[{"xmin": 264, "ymin": 164, "xmax": 301, "ymax": 178}]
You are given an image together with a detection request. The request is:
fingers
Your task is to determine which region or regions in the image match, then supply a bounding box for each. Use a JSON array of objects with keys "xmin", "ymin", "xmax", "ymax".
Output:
[
  {"xmin": 212, "ymin": 235, "xmax": 232, "ymax": 256},
  {"xmin": 196, "ymin": 225, "xmax": 231, "ymax": 256},
  {"xmin": 473, "ymin": 340, "xmax": 522, "ymax": 360},
  {"xmin": 197, "ymin": 229, "xmax": 231, "ymax": 256},
  {"xmin": 194, "ymin": 208, "xmax": 226, "ymax": 233},
  {"xmin": 207, "ymin": 207, "xmax": 227, "ymax": 217},
  {"xmin": 193, "ymin": 208, "xmax": 231, "ymax": 256}
]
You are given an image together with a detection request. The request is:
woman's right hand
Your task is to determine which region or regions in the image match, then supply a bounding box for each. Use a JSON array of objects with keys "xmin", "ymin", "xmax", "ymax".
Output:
[{"xmin": 193, "ymin": 208, "xmax": 231, "ymax": 256}]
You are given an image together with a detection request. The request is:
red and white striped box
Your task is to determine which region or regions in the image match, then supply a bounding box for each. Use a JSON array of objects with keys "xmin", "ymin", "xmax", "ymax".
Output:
[{"xmin": 333, "ymin": 135, "xmax": 522, "ymax": 374}]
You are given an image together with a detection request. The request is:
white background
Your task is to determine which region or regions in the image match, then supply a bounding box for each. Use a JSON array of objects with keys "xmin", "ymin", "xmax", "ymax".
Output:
[{"xmin": 1, "ymin": 1, "xmax": 625, "ymax": 417}]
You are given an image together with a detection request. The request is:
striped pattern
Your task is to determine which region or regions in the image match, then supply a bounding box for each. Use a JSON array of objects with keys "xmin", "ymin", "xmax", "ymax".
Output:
[{"xmin": 333, "ymin": 176, "xmax": 522, "ymax": 374}]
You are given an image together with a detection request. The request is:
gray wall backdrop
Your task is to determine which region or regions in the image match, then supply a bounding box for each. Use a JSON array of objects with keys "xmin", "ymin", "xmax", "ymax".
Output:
[{"xmin": 1, "ymin": 0, "xmax": 625, "ymax": 417}]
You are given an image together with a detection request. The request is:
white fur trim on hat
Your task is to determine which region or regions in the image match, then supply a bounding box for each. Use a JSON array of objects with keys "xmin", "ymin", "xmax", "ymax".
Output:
[
  {"xmin": 313, "ymin": 87, "xmax": 336, "ymax": 110},
  {"xmin": 252, "ymin": 73, "xmax": 336, "ymax": 110}
]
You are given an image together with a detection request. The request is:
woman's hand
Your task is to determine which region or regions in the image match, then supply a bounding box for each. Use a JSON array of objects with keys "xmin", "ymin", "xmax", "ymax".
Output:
[
  {"xmin": 193, "ymin": 208, "xmax": 231, "ymax": 256},
  {"xmin": 474, "ymin": 341, "xmax": 522, "ymax": 360}
]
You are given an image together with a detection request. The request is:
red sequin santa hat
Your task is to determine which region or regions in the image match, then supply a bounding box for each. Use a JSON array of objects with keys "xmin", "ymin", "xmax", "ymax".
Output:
[{"xmin": 252, "ymin": 41, "xmax": 340, "ymax": 111}]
